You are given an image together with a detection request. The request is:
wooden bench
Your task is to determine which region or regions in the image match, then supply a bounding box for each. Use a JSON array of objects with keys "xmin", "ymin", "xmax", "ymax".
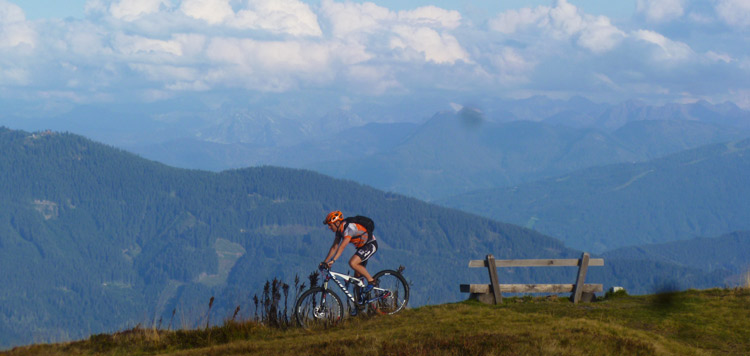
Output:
[{"xmin": 460, "ymin": 253, "xmax": 604, "ymax": 304}]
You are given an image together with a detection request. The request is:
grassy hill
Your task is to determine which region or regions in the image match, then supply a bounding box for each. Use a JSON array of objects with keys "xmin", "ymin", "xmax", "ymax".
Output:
[{"xmin": 5, "ymin": 288, "xmax": 749, "ymax": 355}]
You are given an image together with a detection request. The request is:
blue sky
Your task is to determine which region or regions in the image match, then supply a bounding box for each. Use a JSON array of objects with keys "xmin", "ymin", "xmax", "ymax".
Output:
[
  {"xmin": 1, "ymin": 0, "xmax": 749, "ymax": 112},
  {"xmin": 16, "ymin": 0, "xmax": 89, "ymax": 19},
  {"xmin": 17, "ymin": 1, "xmax": 637, "ymax": 21}
]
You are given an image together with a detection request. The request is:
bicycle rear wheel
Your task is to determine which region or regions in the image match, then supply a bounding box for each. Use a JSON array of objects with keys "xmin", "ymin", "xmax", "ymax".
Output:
[
  {"xmin": 294, "ymin": 287, "xmax": 343, "ymax": 329},
  {"xmin": 370, "ymin": 269, "xmax": 409, "ymax": 315}
]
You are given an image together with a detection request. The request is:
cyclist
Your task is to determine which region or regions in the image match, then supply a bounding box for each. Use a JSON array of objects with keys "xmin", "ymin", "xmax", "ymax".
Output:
[{"xmin": 321, "ymin": 211, "xmax": 378, "ymax": 293}]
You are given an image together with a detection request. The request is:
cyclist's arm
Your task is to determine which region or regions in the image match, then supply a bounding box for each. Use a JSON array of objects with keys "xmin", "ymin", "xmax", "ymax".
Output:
[
  {"xmin": 323, "ymin": 235, "xmax": 343, "ymax": 263},
  {"xmin": 327, "ymin": 236, "xmax": 351, "ymax": 266}
]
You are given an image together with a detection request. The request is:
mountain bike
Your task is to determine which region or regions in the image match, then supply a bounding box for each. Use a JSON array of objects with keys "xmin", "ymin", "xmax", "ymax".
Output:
[{"xmin": 293, "ymin": 265, "xmax": 409, "ymax": 329}]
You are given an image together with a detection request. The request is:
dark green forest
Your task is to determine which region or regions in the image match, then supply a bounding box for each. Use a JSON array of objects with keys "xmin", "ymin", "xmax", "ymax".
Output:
[{"xmin": 0, "ymin": 128, "xmax": 737, "ymax": 349}]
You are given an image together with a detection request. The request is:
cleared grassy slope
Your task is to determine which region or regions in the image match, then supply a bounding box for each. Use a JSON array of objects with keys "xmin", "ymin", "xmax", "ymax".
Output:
[{"xmin": 5, "ymin": 288, "xmax": 749, "ymax": 356}]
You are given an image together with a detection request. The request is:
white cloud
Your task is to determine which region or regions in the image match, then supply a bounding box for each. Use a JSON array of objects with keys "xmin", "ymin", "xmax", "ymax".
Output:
[
  {"xmin": 594, "ymin": 73, "xmax": 620, "ymax": 91},
  {"xmin": 488, "ymin": 6, "xmax": 548, "ymax": 35},
  {"xmin": 105, "ymin": 0, "xmax": 322, "ymax": 37},
  {"xmin": 165, "ymin": 80, "xmax": 209, "ymax": 91},
  {"xmin": 636, "ymin": 0, "xmax": 685, "ymax": 22},
  {"xmin": 232, "ymin": 0, "xmax": 322, "ymax": 37},
  {"xmin": 0, "ymin": 1, "xmax": 26, "ymax": 24},
  {"xmin": 320, "ymin": 0, "xmax": 392, "ymax": 37},
  {"xmin": 577, "ymin": 15, "xmax": 625, "ymax": 53},
  {"xmin": 727, "ymin": 89, "xmax": 750, "ymax": 109},
  {"xmin": 109, "ymin": 0, "xmax": 170, "ymax": 21},
  {"xmin": 633, "ymin": 29, "xmax": 693, "ymax": 61},
  {"xmin": 114, "ymin": 33, "xmax": 183, "ymax": 56},
  {"xmin": 206, "ymin": 37, "xmax": 329, "ymax": 71},
  {"xmin": 547, "ymin": 0, "xmax": 586, "ymax": 38},
  {"xmin": 705, "ymin": 51, "xmax": 733, "ymax": 63},
  {"xmin": 0, "ymin": 0, "xmax": 35, "ymax": 48},
  {"xmin": 84, "ymin": 0, "xmax": 108, "ymax": 16},
  {"xmin": 0, "ymin": 0, "xmax": 34, "ymax": 87},
  {"xmin": 320, "ymin": 0, "xmax": 468, "ymax": 64},
  {"xmin": 488, "ymin": 0, "xmax": 625, "ymax": 54},
  {"xmin": 203, "ymin": 37, "xmax": 334, "ymax": 91},
  {"xmin": 0, "ymin": 66, "xmax": 29, "ymax": 85},
  {"xmin": 63, "ymin": 22, "xmax": 111, "ymax": 57},
  {"xmin": 715, "ymin": 0, "xmax": 750, "ymax": 28},
  {"xmin": 397, "ymin": 6, "xmax": 462, "ymax": 29},
  {"xmin": 329, "ymin": 40, "xmax": 372, "ymax": 65},
  {"xmin": 489, "ymin": 47, "xmax": 535, "ymax": 83},
  {"xmin": 129, "ymin": 63, "xmax": 198, "ymax": 82},
  {"xmin": 390, "ymin": 25, "xmax": 470, "ymax": 64},
  {"xmin": 0, "ymin": 0, "xmax": 748, "ymax": 108},
  {"xmin": 179, "ymin": 0, "xmax": 233, "ymax": 25}
]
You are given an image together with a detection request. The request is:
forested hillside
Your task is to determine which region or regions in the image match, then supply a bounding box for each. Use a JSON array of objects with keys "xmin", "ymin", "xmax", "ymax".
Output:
[
  {"xmin": 0, "ymin": 128, "xmax": 737, "ymax": 349},
  {"xmin": 439, "ymin": 138, "xmax": 750, "ymax": 252},
  {"xmin": 0, "ymin": 128, "xmax": 577, "ymax": 348}
]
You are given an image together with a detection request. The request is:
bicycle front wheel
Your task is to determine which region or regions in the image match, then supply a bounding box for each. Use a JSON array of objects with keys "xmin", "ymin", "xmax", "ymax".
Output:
[
  {"xmin": 371, "ymin": 269, "xmax": 409, "ymax": 315},
  {"xmin": 294, "ymin": 287, "xmax": 343, "ymax": 329}
]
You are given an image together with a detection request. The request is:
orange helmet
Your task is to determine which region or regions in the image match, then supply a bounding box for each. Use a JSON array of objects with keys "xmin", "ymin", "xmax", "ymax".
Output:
[{"xmin": 323, "ymin": 211, "xmax": 343, "ymax": 225}]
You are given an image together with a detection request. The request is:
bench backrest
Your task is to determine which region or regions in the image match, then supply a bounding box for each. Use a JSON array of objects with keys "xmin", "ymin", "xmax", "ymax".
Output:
[
  {"xmin": 468, "ymin": 258, "xmax": 604, "ymax": 268},
  {"xmin": 463, "ymin": 253, "xmax": 604, "ymax": 304}
]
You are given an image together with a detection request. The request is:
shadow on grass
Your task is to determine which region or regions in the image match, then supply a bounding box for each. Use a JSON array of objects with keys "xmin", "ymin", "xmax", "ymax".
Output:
[{"xmin": 649, "ymin": 281, "xmax": 686, "ymax": 313}]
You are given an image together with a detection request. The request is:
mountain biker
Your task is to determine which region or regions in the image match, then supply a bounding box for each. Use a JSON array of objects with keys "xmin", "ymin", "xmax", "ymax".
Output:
[{"xmin": 321, "ymin": 211, "xmax": 379, "ymax": 294}]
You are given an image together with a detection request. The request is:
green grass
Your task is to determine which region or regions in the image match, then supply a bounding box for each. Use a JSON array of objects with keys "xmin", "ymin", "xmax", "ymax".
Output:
[{"xmin": 4, "ymin": 288, "xmax": 749, "ymax": 356}]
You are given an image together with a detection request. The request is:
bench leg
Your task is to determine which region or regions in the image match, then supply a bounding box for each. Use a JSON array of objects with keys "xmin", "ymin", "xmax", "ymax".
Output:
[
  {"xmin": 486, "ymin": 254, "xmax": 502, "ymax": 304},
  {"xmin": 571, "ymin": 252, "xmax": 590, "ymax": 304}
]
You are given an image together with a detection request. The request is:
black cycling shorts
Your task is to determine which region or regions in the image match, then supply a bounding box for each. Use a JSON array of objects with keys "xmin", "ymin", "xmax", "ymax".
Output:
[{"xmin": 354, "ymin": 240, "xmax": 378, "ymax": 266}]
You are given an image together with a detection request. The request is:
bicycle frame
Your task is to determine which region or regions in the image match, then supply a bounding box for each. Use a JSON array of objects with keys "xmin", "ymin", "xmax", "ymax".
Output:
[{"xmin": 321, "ymin": 268, "xmax": 387, "ymax": 305}]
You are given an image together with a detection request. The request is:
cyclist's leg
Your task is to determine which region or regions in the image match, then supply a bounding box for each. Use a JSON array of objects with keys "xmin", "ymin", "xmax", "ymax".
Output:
[
  {"xmin": 349, "ymin": 255, "xmax": 373, "ymax": 283},
  {"xmin": 350, "ymin": 241, "xmax": 378, "ymax": 283}
]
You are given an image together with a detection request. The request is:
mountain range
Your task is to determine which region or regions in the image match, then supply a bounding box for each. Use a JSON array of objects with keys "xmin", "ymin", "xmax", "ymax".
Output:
[
  {"xmin": 438, "ymin": 138, "xmax": 750, "ymax": 252},
  {"xmin": 1, "ymin": 127, "xmax": 742, "ymax": 349},
  {"xmin": 148, "ymin": 100, "xmax": 750, "ymax": 200},
  {"xmin": 313, "ymin": 106, "xmax": 749, "ymax": 200},
  {"xmin": 602, "ymin": 231, "xmax": 750, "ymax": 283},
  {"xmin": 1, "ymin": 94, "xmax": 749, "ymax": 349},
  {"xmin": 5, "ymin": 96, "xmax": 747, "ymax": 202}
]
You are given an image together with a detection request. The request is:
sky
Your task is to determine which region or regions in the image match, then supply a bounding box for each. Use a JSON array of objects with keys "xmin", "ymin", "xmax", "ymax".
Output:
[{"xmin": 1, "ymin": 0, "xmax": 749, "ymax": 112}]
